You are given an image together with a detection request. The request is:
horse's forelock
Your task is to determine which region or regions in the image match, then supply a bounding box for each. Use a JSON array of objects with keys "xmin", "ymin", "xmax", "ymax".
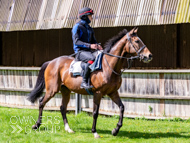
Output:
[{"xmin": 104, "ymin": 29, "xmax": 128, "ymax": 53}]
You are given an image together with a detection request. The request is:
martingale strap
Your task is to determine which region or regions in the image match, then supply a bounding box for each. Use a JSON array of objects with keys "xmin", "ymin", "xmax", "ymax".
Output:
[{"xmin": 85, "ymin": 88, "xmax": 94, "ymax": 95}]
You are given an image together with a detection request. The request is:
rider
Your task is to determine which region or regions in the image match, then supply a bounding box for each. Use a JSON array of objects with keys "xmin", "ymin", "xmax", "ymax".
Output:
[{"xmin": 72, "ymin": 7, "xmax": 103, "ymax": 89}]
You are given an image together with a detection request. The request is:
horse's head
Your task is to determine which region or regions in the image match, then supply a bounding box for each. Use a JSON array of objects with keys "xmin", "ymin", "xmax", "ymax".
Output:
[{"xmin": 124, "ymin": 27, "xmax": 153, "ymax": 63}]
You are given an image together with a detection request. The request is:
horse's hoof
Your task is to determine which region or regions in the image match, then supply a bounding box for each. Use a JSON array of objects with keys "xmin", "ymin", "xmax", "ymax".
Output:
[
  {"xmin": 66, "ymin": 128, "xmax": 75, "ymax": 133},
  {"xmin": 32, "ymin": 124, "xmax": 38, "ymax": 130},
  {"xmin": 112, "ymin": 128, "xmax": 118, "ymax": 136},
  {"xmin": 94, "ymin": 132, "xmax": 100, "ymax": 138}
]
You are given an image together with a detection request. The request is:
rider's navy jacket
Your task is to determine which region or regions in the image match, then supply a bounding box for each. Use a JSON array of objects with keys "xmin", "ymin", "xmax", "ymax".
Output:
[{"xmin": 72, "ymin": 19, "xmax": 97, "ymax": 53}]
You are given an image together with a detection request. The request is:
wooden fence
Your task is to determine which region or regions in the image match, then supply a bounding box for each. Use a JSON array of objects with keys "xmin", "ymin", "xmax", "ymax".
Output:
[{"xmin": 0, "ymin": 67, "xmax": 190, "ymax": 119}]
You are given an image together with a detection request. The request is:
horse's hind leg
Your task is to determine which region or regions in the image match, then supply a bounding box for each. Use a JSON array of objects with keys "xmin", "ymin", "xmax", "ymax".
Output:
[
  {"xmin": 60, "ymin": 85, "xmax": 74, "ymax": 133},
  {"xmin": 108, "ymin": 91, "xmax": 124, "ymax": 136},
  {"xmin": 32, "ymin": 82, "xmax": 59, "ymax": 129},
  {"xmin": 32, "ymin": 96, "xmax": 44, "ymax": 129}
]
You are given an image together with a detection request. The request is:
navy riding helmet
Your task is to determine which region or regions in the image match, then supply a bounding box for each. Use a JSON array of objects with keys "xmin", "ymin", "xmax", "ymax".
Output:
[{"xmin": 79, "ymin": 7, "xmax": 94, "ymax": 19}]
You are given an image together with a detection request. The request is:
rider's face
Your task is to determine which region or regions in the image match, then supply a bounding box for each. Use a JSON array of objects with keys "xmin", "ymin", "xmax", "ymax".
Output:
[{"xmin": 88, "ymin": 15, "xmax": 93, "ymax": 22}]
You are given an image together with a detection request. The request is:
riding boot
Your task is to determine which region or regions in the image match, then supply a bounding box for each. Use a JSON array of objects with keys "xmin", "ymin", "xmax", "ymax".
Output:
[{"xmin": 81, "ymin": 62, "xmax": 94, "ymax": 89}]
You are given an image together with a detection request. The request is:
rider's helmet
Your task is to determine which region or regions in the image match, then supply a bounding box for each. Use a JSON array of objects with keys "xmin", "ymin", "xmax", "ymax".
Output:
[{"xmin": 79, "ymin": 7, "xmax": 94, "ymax": 19}]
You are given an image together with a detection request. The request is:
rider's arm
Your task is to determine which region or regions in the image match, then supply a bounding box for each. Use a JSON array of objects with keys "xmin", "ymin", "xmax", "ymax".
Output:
[
  {"xmin": 91, "ymin": 29, "xmax": 103, "ymax": 50},
  {"xmin": 91, "ymin": 29, "xmax": 97, "ymax": 44},
  {"xmin": 72, "ymin": 24, "xmax": 91, "ymax": 49}
]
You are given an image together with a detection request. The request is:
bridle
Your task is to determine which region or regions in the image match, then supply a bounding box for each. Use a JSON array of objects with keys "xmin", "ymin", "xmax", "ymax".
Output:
[
  {"xmin": 103, "ymin": 32, "xmax": 146, "ymax": 75},
  {"xmin": 126, "ymin": 33, "xmax": 146, "ymax": 58}
]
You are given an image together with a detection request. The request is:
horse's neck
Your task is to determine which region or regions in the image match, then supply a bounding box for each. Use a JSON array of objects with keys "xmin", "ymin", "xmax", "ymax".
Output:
[{"xmin": 102, "ymin": 40, "xmax": 125, "ymax": 78}]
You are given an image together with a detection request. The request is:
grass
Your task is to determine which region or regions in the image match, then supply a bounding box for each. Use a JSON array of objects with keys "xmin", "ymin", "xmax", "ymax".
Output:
[{"xmin": 1, "ymin": 106, "xmax": 190, "ymax": 143}]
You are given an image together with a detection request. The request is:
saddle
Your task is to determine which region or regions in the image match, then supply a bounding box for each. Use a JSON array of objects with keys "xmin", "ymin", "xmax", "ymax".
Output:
[{"xmin": 69, "ymin": 51, "xmax": 103, "ymax": 77}]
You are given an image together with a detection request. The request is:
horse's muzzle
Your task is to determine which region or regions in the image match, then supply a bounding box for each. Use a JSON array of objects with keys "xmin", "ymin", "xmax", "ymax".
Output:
[{"xmin": 142, "ymin": 54, "xmax": 153, "ymax": 63}]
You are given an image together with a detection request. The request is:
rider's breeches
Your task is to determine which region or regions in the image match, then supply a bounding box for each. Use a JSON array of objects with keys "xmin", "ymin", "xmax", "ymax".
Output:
[{"xmin": 76, "ymin": 50, "xmax": 96, "ymax": 64}]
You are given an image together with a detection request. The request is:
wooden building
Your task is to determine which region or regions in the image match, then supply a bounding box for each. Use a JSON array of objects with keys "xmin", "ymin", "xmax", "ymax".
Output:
[
  {"xmin": 0, "ymin": 0, "xmax": 189, "ymax": 68},
  {"xmin": 0, "ymin": 0, "xmax": 190, "ymax": 118}
]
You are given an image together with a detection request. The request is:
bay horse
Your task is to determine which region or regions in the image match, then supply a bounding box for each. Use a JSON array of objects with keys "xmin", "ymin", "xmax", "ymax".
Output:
[{"xmin": 27, "ymin": 27, "xmax": 152, "ymax": 138}]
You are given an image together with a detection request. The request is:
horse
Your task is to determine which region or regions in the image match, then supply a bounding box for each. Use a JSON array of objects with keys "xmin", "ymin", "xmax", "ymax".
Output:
[{"xmin": 27, "ymin": 27, "xmax": 153, "ymax": 138}]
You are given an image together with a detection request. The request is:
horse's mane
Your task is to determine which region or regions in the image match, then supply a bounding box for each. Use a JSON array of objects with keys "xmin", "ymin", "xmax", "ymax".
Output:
[{"xmin": 104, "ymin": 29, "xmax": 128, "ymax": 53}]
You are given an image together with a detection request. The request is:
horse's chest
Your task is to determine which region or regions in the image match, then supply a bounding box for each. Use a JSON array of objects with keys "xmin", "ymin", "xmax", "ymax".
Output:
[
  {"xmin": 92, "ymin": 73, "xmax": 122, "ymax": 93},
  {"xmin": 103, "ymin": 77, "xmax": 122, "ymax": 91}
]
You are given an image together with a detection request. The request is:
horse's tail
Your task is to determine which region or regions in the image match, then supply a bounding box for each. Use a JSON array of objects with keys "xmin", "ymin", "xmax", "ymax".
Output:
[{"xmin": 27, "ymin": 61, "xmax": 50, "ymax": 103}]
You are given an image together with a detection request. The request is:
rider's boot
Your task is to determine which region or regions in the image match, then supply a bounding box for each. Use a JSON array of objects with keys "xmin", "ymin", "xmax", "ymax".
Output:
[{"xmin": 81, "ymin": 62, "xmax": 94, "ymax": 89}]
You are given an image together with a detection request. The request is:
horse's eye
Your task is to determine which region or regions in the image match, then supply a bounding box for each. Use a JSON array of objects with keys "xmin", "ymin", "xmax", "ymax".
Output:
[{"xmin": 135, "ymin": 40, "xmax": 139, "ymax": 43}]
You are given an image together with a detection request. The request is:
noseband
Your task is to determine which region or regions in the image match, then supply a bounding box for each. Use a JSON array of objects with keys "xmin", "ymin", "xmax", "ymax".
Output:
[{"xmin": 103, "ymin": 32, "xmax": 146, "ymax": 75}]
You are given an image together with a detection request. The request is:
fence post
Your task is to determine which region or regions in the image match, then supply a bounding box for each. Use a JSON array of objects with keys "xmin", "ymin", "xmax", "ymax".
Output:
[
  {"xmin": 75, "ymin": 93, "xmax": 81, "ymax": 115},
  {"xmin": 159, "ymin": 73, "xmax": 165, "ymax": 116}
]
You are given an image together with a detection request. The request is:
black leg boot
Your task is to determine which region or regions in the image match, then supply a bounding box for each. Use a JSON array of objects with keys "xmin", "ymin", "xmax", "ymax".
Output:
[{"xmin": 81, "ymin": 62, "xmax": 93, "ymax": 89}]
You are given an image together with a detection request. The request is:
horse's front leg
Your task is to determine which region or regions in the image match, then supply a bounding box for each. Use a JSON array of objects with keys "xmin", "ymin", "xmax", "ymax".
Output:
[
  {"xmin": 92, "ymin": 93, "xmax": 102, "ymax": 138},
  {"xmin": 108, "ymin": 91, "xmax": 124, "ymax": 136}
]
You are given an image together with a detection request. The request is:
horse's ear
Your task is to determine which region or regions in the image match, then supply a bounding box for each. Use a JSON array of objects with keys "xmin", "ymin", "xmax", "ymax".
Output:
[
  {"xmin": 129, "ymin": 27, "xmax": 138, "ymax": 35},
  {"xmin": 134, "ymin": 27, "xmax": 138, "ymax": 33}
]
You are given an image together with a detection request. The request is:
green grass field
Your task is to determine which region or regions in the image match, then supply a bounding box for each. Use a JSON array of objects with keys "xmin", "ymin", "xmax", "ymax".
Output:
[{"xmin": 1, "ymin": 106, "xmax": 190, "ymax": 143}]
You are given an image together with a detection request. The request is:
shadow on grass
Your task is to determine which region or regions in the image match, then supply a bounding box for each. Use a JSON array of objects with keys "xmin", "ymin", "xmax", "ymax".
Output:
[
  {"xmin": 76, "ymin": 127, "xmax": 190, "ymax": 139},
  {"xmin": 117, "ymin": 131, "xmax": 190, "ymax": 139}
]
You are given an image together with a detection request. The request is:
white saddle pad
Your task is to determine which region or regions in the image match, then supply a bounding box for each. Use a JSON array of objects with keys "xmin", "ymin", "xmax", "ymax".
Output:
[
  {"xmin": 69, "ymin": 60, "xmax": 82, "ymax": 75},
  {"xmin": 69, "ymin": 50, "xmax": 103, "ymax": 76}
]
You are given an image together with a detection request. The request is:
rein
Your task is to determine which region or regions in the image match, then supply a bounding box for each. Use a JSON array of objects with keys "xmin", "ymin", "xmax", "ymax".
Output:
[{"xmin": 103, "ymin": 52, "xmax": 139, "ymax": 75}]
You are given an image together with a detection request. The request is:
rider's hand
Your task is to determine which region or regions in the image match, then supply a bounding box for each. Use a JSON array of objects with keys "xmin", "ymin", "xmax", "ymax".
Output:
[
  {"xmin": 90, "ymin": 44, "xmax": 98, "ymax": 50},
  {"xmin": 97, "ymin": 45, "xmax": 103, "ymax": 50}
]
